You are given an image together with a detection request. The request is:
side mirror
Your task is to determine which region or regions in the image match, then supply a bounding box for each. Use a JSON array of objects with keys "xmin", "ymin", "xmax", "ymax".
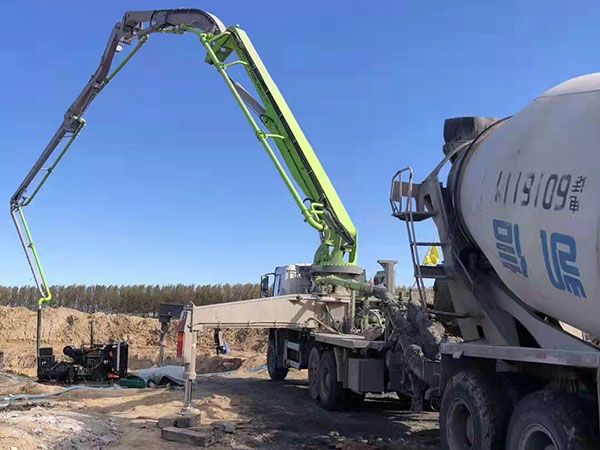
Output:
[{"xmin": 260, "ymin": 273, "xmax": 274, "ymax": 298}]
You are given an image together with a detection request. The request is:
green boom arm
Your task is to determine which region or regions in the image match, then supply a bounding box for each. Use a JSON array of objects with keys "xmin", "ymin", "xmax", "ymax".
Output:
[{"xmin": 10, "ymin": 8, "xmax": 357, "ymax": 305}]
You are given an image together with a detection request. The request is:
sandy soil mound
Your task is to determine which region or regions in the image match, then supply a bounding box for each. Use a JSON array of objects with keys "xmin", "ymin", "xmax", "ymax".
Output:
[
  {"xmin": 197, "ymin": 394, "xmax": 241, "ymax": 421},
  {"xmin": 0, "ymin": 306, "xmax": 266, "ymax": 377}
]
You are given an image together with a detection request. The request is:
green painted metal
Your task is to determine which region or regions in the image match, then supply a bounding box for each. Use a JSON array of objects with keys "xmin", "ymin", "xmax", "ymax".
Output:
[
  {"xmin": 186, "ymin": 28, "xmax": 325, "ymax": 233},
  {"xmin": 9, "ymin": 36, "xmax": 147, "ymax": 307},
  {"xmin": 102, "ymin": 35, "xmax": 149, "ymax": 87},
  {"xmin": 22, "ymin": 119, "xmax": 86, "ymax": 207},
  {"xmin": 189, "ymin": 26, "xmax": 358, "ymax": 266},
  {"xmin": 12, "ymin": 19, "xmax": 359, "ymax": 304},
  {"xmin": 18, "ymin": 37, "xmax": 147, "ymax": 208},
  {"xmin": 15, "ymin": 207, "xmax": 52, "ymax": 305},
  {"xmin": 314, "ymin": 275, "xmax": 373, "ymax": 296}
]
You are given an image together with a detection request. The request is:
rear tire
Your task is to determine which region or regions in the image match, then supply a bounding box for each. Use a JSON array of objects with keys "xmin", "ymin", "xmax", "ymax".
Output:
[
  {"xmin": 440, "ymin": 370, "xmax": 514, "ymax": 450},
  {"xmin": 308, "ymin": 346, "xmax": 320, "ymax": 400},
  {"xmin": 505, "ymin": 390, "xmax": 596, "ymax": 450},
  {"xmin": 318, "ymin": 349, "xmax": 345, "ymax": 410},
  {"xmin": 267, "ymin": 333, "xmax": 288, "ymax": 381}
]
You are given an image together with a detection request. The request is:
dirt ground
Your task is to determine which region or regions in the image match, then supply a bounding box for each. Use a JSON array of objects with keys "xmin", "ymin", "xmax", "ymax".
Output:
[
  {"xmin": 0, "ymin": 306, "xmax": 267, "ymax": 377},
  {"xmin": 0, "ymin": 306, "xmax": 439, "ymax": 449}
]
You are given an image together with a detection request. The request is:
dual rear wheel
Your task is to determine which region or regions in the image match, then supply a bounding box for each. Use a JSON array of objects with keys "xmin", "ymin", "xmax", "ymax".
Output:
[
  {"xmin": 308, "ymin": 346, "xmax": 320, "ymax": 400},
  {"xmin": 441, "ymin": 370, "xmax": 597, "ymax": 450},
  {"xmin": 440, "ymin": 370, "xmax": 516, "ymax": 450},
  {"xmin": 505, "ymin": 390, "xmax": 597, "ymax": 450},
  {"xmin": 309, "ymin": 346, "xmax": 364, "ymax": 410},
  {"xmin": 268, "ymin": 334, "xmax": 361, "ymax": 410}
]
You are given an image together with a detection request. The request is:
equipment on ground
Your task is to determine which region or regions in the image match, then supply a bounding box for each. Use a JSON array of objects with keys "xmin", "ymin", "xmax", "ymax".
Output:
[
  {"xmin": 390, "ymin": 74, "xmax": 600, "ymax": 448},
  {"xmin": 37, "ymin": 341, "xmax": 128, "ymax": 383}
]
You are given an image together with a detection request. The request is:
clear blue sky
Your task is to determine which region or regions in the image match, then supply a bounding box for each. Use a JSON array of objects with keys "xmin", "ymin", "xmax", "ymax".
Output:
[{"xmin": 1, "ymin": 1, "xmax": 598, "ymax": 286}]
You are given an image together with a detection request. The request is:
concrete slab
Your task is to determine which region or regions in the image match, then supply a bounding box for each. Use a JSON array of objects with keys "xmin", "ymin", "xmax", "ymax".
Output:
[
  {"xmin": 161, "ymin": 426, "xmax": 211, "ymax": 446},
  {"xmin": 157, "ymin": 414, "xmax": 180, "ymax": 429},
  {"xmin": 175, "ymin": 413, "xmax": 204, "ymax": 428},
  {"xmin": 157, "ymin": 412, "xmax": 204, "ymax": 429}
]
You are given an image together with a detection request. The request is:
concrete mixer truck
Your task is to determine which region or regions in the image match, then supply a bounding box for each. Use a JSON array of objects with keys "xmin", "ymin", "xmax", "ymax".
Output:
[{"xmin": 390, "ymin": 74, "xmax": 600, "ymax": 449}]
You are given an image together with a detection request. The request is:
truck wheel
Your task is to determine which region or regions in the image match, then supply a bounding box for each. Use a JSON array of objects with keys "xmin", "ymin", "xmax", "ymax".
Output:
[
  {"xmin": 318, "ymin": 349, "xmax": 345, "ymax": 410},
  {"xmin": 308, "ymin": 346, "xmax": 321, "ymax": 400},
  {"xmin": 440, "ymin": 370, "xmax": 513, "ymax": 450},
  {"xmin": 267, "ymin": 333, "xmax": 288, "ymax": 381},
  {"xmin": 505, "ymin": 390, "xmax": 596, "ymax": 450}
]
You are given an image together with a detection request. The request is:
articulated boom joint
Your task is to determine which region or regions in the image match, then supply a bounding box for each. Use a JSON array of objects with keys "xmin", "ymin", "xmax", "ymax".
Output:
[{"xmin": 10, "ymin": 8, "xmax": 358, "ymax": 306}]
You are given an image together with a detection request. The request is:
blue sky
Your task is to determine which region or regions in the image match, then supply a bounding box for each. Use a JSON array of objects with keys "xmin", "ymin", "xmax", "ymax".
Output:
[{"xmin": 1, "ymin": 1, "xmax": 598, "ymax": 286}]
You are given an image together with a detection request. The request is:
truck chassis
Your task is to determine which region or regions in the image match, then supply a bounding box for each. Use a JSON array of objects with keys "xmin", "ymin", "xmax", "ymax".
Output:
[{"xmin": 178, "ymin": 278, "xmax": 431, "ymax": 412}]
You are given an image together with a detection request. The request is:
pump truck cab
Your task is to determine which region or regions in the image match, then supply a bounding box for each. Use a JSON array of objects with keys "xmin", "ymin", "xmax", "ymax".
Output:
[{"xmin": 260, "ymin": 264, "xmax": 312, "ymax": 298}]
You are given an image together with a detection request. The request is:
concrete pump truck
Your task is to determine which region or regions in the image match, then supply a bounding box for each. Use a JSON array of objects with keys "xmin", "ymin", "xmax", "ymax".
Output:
[{"xmin": 11, "ymin": 8, "xmax": 441, "ymax": 414}]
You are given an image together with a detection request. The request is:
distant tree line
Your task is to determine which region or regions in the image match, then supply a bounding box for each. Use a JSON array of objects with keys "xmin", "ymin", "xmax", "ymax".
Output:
[
  {"xmin": 0, "ymin": 284, "xmax": 260, "ymax": 316},
  {"xmin": 0, "ymin": 283, "xmax": 431, "ymax": 316}
]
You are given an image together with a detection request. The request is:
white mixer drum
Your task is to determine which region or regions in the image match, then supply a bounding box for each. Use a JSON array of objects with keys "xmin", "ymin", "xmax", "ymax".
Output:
[{"xmin": 456, "ymin": 73, "xmax": 600, "ymax": 335}]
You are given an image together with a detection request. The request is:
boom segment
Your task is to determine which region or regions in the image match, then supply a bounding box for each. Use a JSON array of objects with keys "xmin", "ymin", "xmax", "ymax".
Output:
[{"xmin": 10, "ymin": 8, "xmax": 357, "ymax": 305}]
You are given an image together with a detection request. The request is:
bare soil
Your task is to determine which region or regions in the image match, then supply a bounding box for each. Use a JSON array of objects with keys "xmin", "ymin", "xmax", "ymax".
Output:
[
  {"xmin": 0, "ymin": 306, "xmax": 266, "ymax": 377},
  {"xmin": 0, "ymin": 306, "xmax": 439, "ymax": 449}
]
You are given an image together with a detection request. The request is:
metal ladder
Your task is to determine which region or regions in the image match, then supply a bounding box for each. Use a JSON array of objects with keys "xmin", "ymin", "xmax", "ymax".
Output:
[{"xmin": 389, "ymin": 167, "xmax": 451, "ymax": 308}]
